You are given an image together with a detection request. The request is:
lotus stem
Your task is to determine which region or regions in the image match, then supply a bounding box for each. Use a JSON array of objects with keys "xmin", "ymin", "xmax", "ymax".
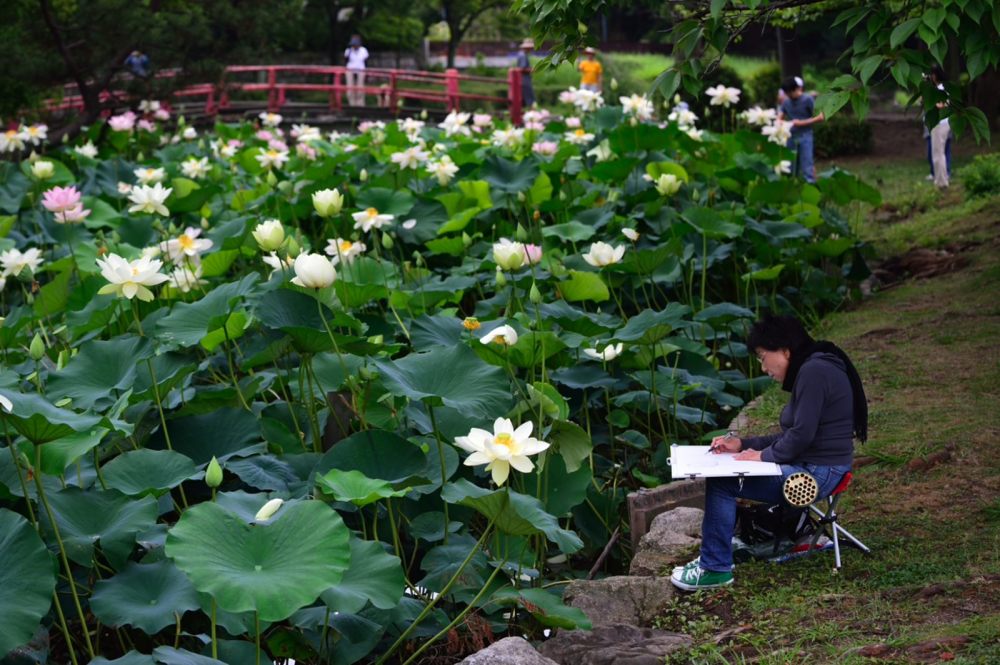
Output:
[
  {"xmin": 425, "ymin": 403, "xmax": 451, "ymax": 543},
  {"xmin": 33, "ymin": 445, "xmax": 95, "ymax": 660},
  {"xmin": 210, "ymin": 598, "xmax": 217, "ymax": 659}
]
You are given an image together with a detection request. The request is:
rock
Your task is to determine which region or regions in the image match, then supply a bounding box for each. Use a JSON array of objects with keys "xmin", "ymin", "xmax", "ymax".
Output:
[
  {"xmin": 629, "ymin": 506, "xmax": 703, "ymax": 576},
  {"xmin": 539, "ymin": 624, "xmax": 691, "ymax": 665},
  {"xmin": 906, "ymin": 457, "xmax": 929, "ymax": 472},
  {"xmin": 563, "ymin": 576, "xmax": 676, "ymax": 627},
  {"xmin": 856, "ymin": 644, "xmax": 892, "ymax": 658},
  {"xmin": 626, "ymin": 478, "xmax": 704, "ymax": 547},
  {"xmin": 459, "ymin": 637, "xmax": 560, "ymax": 665}
]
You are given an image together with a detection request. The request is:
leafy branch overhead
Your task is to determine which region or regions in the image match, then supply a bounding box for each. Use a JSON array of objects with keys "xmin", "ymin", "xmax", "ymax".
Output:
[{"xmin": 514, "ymin": 0, "xmax": 998, "ymax": 142}]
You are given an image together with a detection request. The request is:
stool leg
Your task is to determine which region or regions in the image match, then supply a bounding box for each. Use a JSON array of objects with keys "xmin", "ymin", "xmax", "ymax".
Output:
[
  {"xmin": 833, "ymin": 523, "xmax": 871, "ymax": 554},
  {"xmin": 832, "ymin": 518, "xmax": 842, "ymax": 570}
]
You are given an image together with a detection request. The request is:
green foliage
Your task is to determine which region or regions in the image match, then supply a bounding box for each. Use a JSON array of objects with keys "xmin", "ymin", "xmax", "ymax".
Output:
[
  {"xmin": 745, "ymin": 61, "xmax": 782, "ymax": 107},
  {"xmin": 814, "ymin": 115, "xmax": 873, "ymax": 158},
  {"xmin": 958, "ymin": 153, "xmax": 1000, "ymax": 198}
]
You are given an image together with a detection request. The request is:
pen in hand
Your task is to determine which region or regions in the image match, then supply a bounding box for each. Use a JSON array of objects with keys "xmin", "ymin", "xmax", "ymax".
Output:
[{"xmin": 706, "ymin": 430, "xmax": 738, "ymax": 454}]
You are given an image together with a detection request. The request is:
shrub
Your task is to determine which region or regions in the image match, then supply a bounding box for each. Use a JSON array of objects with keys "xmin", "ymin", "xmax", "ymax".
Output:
[
  {"xmin": 814, "ymin": 114, "xmax": 873, "ymax": 158},
  {"xmin": 746, "ymin": 62, "xmax": 782, "ymax": 108},
  {"xmin": 958, "ymin": 153, "xmax": 1000, "ymax": 198}
]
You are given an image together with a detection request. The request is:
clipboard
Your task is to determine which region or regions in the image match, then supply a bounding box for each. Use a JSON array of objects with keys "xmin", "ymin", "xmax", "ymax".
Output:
[{"xmin": 668, "ymin": 444, "xmax": 782, "ymax": 480}]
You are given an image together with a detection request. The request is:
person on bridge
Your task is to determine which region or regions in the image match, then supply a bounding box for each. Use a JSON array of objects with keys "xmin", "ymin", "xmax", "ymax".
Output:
[
  {"xmin": 516, "ymin": 39, "xmax": 535, "ymax": 108},
  {"xmin": 577, "ymin": 47, "xmax": 603, "ymax": 93},
  {"xmin": 345, "ymin": 35, "xmax": 369, "ymax": 107}
]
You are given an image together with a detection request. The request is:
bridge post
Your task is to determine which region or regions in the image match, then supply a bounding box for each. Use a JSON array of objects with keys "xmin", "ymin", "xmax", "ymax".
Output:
[
  {"xmin": 445, "ymin": 68, "xmax": 460, "ymax": 111},
  {"xmin": 508, "ymin": 68, "xmax": 523, "ymax": 126},
  {"xmin": 267, "ymin": 67, "xmax": 278, "ymax": 112},
  {"xmin": 332, "ymin": 68, "xmax": 343, "ymax": 111}
]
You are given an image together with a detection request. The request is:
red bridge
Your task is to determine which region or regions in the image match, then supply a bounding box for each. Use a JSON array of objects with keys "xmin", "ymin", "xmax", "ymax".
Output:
[{"xmin": 44, "ymin": 65, "xmax": 529, "ymax": 125}]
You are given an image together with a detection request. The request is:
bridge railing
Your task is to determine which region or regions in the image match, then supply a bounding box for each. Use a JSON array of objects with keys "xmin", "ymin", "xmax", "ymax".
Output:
[{"xmin": 42, "ymin": 65, "xmax": 526, "ymax": 125}]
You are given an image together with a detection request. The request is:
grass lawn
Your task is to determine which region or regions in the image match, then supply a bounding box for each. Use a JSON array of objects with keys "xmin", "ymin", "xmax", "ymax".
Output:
[{"xmin": 656, "ymin": 160, "xmax": 1000, "ymax": 663}]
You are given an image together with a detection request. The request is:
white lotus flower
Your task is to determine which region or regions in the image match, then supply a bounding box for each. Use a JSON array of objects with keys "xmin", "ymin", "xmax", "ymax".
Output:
[
  {"xmin": 30, "ymin": 161, "xmax": 54, "ymax": 180},
  {"xmin": 586, "ymin": 139, "xmax": 613, "ymax": 162},
  {"xmin": 668, "ymin": 108, "xmax": 698, "ymax": 128},
  {"xmin": 399, "ymin": 117, "xmax": 425, "ymax": 137},
  {"xmin": 0, "ymin": 248, "xmax": 44, "ymax": 277},
  {"xmin": 685, "ymin": 127, "xmax": 704, "ymax": 142},
  {"xmin": 253, "ymin": 220, "xmax": 285, "ymax": 251},
  {"xmin": 622, "ymin": 228, "xmax": 640, "ymax": 242},
  {"xmin": 139, "ymin": 100, "xmax": 161, "ymax": 113},
  {"xmin": 23, "ymin": 124, "xmax": 48, "ymax": 145},
  {"xmin": 390, "ymin": 146, "xmax": 430, "ymax": 170},
  {"xmin": 180, "ymin": 157, "xmax": 209, "ymax": 179},
  {"xmin": 744, "ymin": 106, "xmax": 777, "ymax": 126},
  {"xmin": 128, "ymin": 183, "xmax": 172, "ymax": 216},
  {"xmin": 254, "ymin": 498, "xmax": 284, "ymax": 521},
  {"xmin": 0, "ymin": 392, "xmax": 12, "ymax": 413},
  {"xmin": 492, "ymin": 239, "xmax": 525, "ymax": 271},
  {"xmin": 402, "ymin": 219, "xmax": 417, "ymax": 230},
  {"xmin": 439, "ymin": 111, "xmax": 472, "ymax": 137},
  {"xmin": 167, "ymin": 265, "xmax": 207, "ymax": 293},
  {"xmin": 583, "ymin": 342, "xmax": 624, "ymax": 362},
  {"xmin": 706, "ymin": 85, "xmax": 742, "ymax": 107},
  {"xmin": 134, "ymin": 167, "xmax": 166, "ymax": 185},
  {"xmin": 0, "ymin": 129, "xmax": 26, "ymax": 153},
  {"xmin": 96, "ymin": 253, "xmax": 169, "ymax": 301},
  {"xmin": 160, "ymin": 227, "xmax": 213, "ymax": 262},
  {"xmin": 762, "ymin": 119, "xmax": 792, "ymax": 145},
  {"xmin": 324, "ymin": 238, "xmax": 366, "ymax": 265},
  {"xmin": 491, "ymin": 128, "xmax": 524, "ymax": 149},
  {"xmin": 654, "ymin": 173, "xmax": 682, "ymax": 196},
  {"xmin": 775, "ymin": 160, "xmax": 792, "ymax": 175},
  {"xmin": 428, "ymin": 156, "xmax": 459, "ymax": 185},
  {"xmin": 181, "ymin": 127, "xmax": 198, "ymax": 140},
  {"xmin": 259, "ymin": 112, "xmax": 283, "ymax": 127},
  {"xmin": 454, "ymin": 418, "xmax": 550, "ymax": 486},
  {"xmin": 312, "ymin": 188, "xmax": 344, "ymax": 217},
  {"xmin": 262, "ymin": 251, "xmax": 294, "ymax": 277},
  {"xmin": 74, "ymin": 141, "xmax": 98, "ymax": 159},
  {"xmin": 480, "ymin": 324, "xmax": 518, "ymax": 347},
  {"xmin": 291, "ymin": 123, "xmax": 321, "ymax": 143},
  {"xmin": 565, "ymin": 128, "xmax": 595, "ymax": 145},
  {"xmin": 352, "ymin": 208, "xmax": 394, "ymax": 233},
  {"xmin": 620, "ymin": 94, "xmax": 654, "ymax": 121},
  {"xmin": 255, "ymin": 148, "xmax": 289, "ymax": 170},
  {"xmin": 582, "ymin": 241, "xmax": 626, "ymax": 267},
  {"xmin": 291, "ymin": 253, "xmax": 336, "ymax": 289}
]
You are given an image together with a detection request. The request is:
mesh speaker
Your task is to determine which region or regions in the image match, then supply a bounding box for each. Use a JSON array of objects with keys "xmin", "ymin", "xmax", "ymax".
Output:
[{"xmin": 783, "ymin": 472, "xmax": 819, "ymax": 507}]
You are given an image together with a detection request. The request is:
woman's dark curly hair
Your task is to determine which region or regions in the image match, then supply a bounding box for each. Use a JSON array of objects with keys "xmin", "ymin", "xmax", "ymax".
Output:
[{"xmin": 746, "ymin": 315, "xmax": 814, "ymax": 355}]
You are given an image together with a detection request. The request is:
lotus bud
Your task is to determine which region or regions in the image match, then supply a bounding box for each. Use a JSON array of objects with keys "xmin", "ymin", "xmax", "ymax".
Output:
[
  {"xmin": 420, "ymin": 109, "xmax": 428, "ymax": 120},
  {"xmin": 381, "ymin": 232, "xmax": 394, "ymax": 250},
  {"xmin": 277, "ymin": 180, "xmax": 292, "ymax": 194},
  {"xmin": 200, "ymin": 217, "xmax": 210, "ymax": 230},
  {"xmin": 205, "ymin": 456, "xmax": 223, "ymax": 488},
  {"xmin": 285, "ymin": 236, "xmax": 301, "ymax": 257},
  {"xmin": 577, "ymin": 20, "xmax": 588, "ymax": 34},
  {"xmin": 291, "ymin": 253, "xmax": 336, "ymax": 289},
  {"xmin": 252, "ymin": 220, "xmax": 285, "ymax": 251},
  {"xmin": 610, "ymin": 78, "xmax": 618, "ymax": 91},
  {"xmin": 533, "ymin": 210, "xmax": 541, "ymax": 222},
  {"xmin": 529, "ymin": 281, "xmax": 542, "ymax": 304},
  {"xmin": 30, "ymin": 161, "xmax": 54, "ymax": 180},
  {"xmin": 359, "ymin": 168, "xmax": 368, "ymax": 182},
  {"xmin": 515, "ymin": 224, "xmax": 528, "ymax": 242},
  {"xmin": 312, "ymin": 188, "xmax": 344, "ymax": 218},
  {"xmin": 495, "ymin": 267, "xmax": 507, "ymax": 287},
  {"xmin": 462, "ymin": 232, "xmax": 473, "ymax": 248},
  {"xmin": 266, "ymin": 170, "xmax": 278, "ymax": 186},
  {"xmin": 254, "ymin": 498, "xmax": 284, "ymax": 521},
  {"xmin": 29, "ymin": 333, "xmax": 45, "ymax": 361},
  {"xmin": 57, "ymin": 349, "xmax": 70, "ymax": 370},
  {"xmin": 607, "ymin": 188, "xmax": 621, "ymax": 202},
  {"xmin": 517, "ymin": 192, "xmax": 526, "ymax": 202},
  {"xmin": 136, "ymin": 151, "xmax": 145, "ymax": 162},
  {"xmin": 359, "ymin": 365, "xmax": 374, "ymax": 380}
]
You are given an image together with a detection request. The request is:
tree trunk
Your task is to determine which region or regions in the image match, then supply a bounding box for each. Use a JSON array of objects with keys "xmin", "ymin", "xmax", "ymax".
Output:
[
  {"xmin": 447, "ymin": 31, "xmax": 458, "ymax": 68},
  {"xmin": 327, "ymin": 2, "xmax": 343, "ymax": 65},
  {"xmin": 776, "ymin": 26, "xmax": 802, "ymax": 79}
]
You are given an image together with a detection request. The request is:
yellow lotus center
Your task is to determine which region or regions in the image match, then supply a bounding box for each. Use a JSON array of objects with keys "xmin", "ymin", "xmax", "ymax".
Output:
[
  {"xmin": 339, "ymin": 240, "xmax": 353, "ymax": 252},
  {"xmin": 493, "ymin": 335, "xmax": 506, "ymax": 345},
  {"xmin": 494, "ymin": 433, "xmax": 514, "ymax": 451},
  {"xmin": 574, "ymin": 129, "xmax": 586, "ymax": 136},
  {"xmin": 366, "ymin": 207, "xmax": 378, "ymax": 217},
  {"xmin": 6, "ymin": 130, "xmax": 16, "ymax": 138},
  {"xmin": 131, "ymin": 267, "xmax": 140, "ymax": 277},
  {"xmin": 178, "ymin": 234, "xmax": 195, "ymax": 250}
]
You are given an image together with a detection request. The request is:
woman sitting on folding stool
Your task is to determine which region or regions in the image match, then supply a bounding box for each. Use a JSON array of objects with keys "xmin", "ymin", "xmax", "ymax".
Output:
[{"xmin": 672, "ymin": 314, "xmax": 868, "ymax": 590}]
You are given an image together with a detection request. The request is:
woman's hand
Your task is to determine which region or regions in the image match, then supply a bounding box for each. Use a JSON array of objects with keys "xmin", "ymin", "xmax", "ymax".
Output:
[
  {"xmin": 709, "ymin": 435, "xmax": 742, "ymax": 454},
  {"xmin": 734, "ymin": 449, "xmax": 762, "ymax": 462}
]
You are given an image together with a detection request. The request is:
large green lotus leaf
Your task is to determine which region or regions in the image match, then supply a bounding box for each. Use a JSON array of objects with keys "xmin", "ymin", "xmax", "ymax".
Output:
[
  {"xmin": 355, "ymin": 187, "xmax": 415, "ymax": 217},
  {"xmin": 154, "ymin": 275, "xmax": 258, "ymax": 347},
  {"xmin": 693, "ymin": 302, "xmax": 755, "ymax": 324},
  {"xmin": 157, "ymin": 408, "xmax": 264, "ymax": 466},
  {"xmin": 0, "ymin": 509, "xmax": 55, "ymax": 657},
  {"xmin": 321, "ymin": 537, "xmax": 406, "ymax": 614},
  {"xmin": 541, "ymin": 220, "xmax": 596, "ymax": 243},
  {"xmin": 47, "ymin": 336, "xmax": 153, "ymax": 410},
  {"xmin": 90, "ymin": 560, "xmax": 200, "ymax": 635},
  {"xmin": 88, "ymin": 652, "xmax": 157, "ymax": 665},
  {"xmin": 226, "ymin": 455, "xmax": 301, "ymax": 493},
  {"xmin": 42, "ymin": 488, "xmax": 156, "ymax": 568},
  {"xmin": 748, "ymin": 178, "xmax": 803, "ymax": 205},
  {"xmin": 101, "ymin": 450, "xmax": 197, "ymax": 497},
  {"xmin": 504, "ymin": 331, "xmax": 567, "ymax": 369},
  {"xmin": 314, "ymin": 430, "xmax": 427, "ymax": 485},
  {"xmin": 374, "ymin": 344, "xmax": 512, "ymax": 420},
  {"xmin": 682, "ymin": 207, "xmax": 744, "ymax": 239},
  {"xmin": 165, "ymin": 501, "xmax": 350, "ymax": 621},
  {"xmin": 315, "ymin": 468, "xmax": 408, "ymax": 506},
  {"xmin": 816, "ymin": 169, "xmax": 881, "ymax": 206},
  {"xmin": 558, "ymin": 271, "xmax": 609, "ymax": 303},
  {"xmin": 35, "ymin": 427, "xmax": 106, "ymax": 475},
  {"xmin": 492, "ymin": 587, "xmax": 592, "ymax": 630},
  {"xmin": 480, "ymin": 155, "xmax": 539, "ymax": 193},
  {"xmin": 441, "ymin": 479, "xmax": 583, "ymax": 553},
  {"xmin": 613, "ymin": 305, "xmax": 689, "ymax": 345},
  {"xmin": 151, "ymin": 647, "xmax": 226, "ymax": 665},
  {"xmin": 4, "ymin": 392, "xmax": 104, "ymax": 444},
  {"xmin": 409, "ymin": 314, "xmax": 465, "ymax": 351},
  {"xmin": 545, "ymin": 420, "xmax": 593, "ymax": 474},
  {"xmin": 608, "ymin": 122, "xmax": 672, "ymax": 153},
  {"xmin": 525, "ymin": 452, "xmax": 592, "ymax": 517}
]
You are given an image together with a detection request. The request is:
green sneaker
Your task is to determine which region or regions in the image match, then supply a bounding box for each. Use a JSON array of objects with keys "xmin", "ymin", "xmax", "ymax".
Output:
[
  {"xmin": 670, "ymin": 565, "xmax": 734, "ymax": 591},
  {"xmin": 673, "ymin": 557, "xmax": 734, "ymax": 575}
]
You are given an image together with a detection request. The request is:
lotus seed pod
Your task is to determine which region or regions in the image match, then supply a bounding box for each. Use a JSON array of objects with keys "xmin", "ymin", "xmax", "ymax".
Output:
[{"xmin": 205, "ymin": 456, "xmax": 223, "ymax": 488}]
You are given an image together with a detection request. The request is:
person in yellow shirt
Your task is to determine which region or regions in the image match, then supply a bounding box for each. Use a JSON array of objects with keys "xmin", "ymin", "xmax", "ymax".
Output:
[{"xmin": 578, "ymin": 47, "xmax": 603, "ymax": 92}]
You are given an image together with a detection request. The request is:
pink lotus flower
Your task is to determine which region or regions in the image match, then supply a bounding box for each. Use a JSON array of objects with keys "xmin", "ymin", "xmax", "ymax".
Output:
[
  {"xmin": 255, "ymin": 130, "xmax": 275, "ymax": 142},
  {"xmin": 522, "ymin": 244, "xmax": 543, "ymax": 265},
  {"xmin": 154, "ymin": 108, "xmax": 171, "ymax": 121},
  {"xmin": 108, "ymin": 111, "xmax": 136, "ymax": 132},
  {"xmin": 268, "ymin": 139, "xmax": 289, "ymax": 152},
  {"xmin": 42, "ymin": 186, "xmax": 82, "ymax": 213},
  {"xmin": 54, "ymin": 205, "xmax": 91, "ymax": 224},
  {"xmin": 565, "ymin": 117, "xmax": 582, "ymax": 128},
  {"xmin": 532, "ymin": 141, "xmax": 558, "ymax": 157},
  {"xmin": 137, "ymin": 119, "xmax": 156, "ymax": 132}
]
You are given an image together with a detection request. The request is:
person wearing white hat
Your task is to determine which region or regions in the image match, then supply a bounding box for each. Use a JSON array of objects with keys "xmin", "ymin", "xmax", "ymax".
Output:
[
  {"xmin": 516, "ymin": 39, "xmax": 536, "ymax": 107},
  {"xmin": 778, "ymin": 76, "xmax": 824, "ymax": 183},
  {"xmin": 345, "ymin": 35, "xmax": 369, "ymax": 107},
  {"xmin": 578, "ymin": 47, "xmax": 603, "ymax": 92}
]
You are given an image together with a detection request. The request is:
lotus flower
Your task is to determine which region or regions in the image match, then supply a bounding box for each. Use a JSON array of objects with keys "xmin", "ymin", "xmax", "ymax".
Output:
[
  {"xmin": 775, "ymin": 160, "xmax": 792, "ymax": 175},
  {"xmin": 532, "ymin": 140, "xmax": 559, "ymax": 156},
  {"xmin": 291, "ymin": 253, "xmax": 336, "ymax": 289},
  {"xmin": 160, "ymin": 227, "xmax": 213, "ymax": 262},
  {"xmin": 390, "ymin": 146, "xmax": 429, "ymax": 170},
  {"xmin": 480, "ymin": 324, "xmax": 518, "ymax": 347},
  {"xmin": 312, "ymin": 189, "xmax": 344, "ymax": 218},
  {"xmin": 108, "ymin": 111, "xmax": 136, "ymax": 132},
  {"xmin": 454, "ymin": 418, "xmax": 550, "ymax": 486},
  {"xmin": 96, "ymin": 253, "xmax": 169, "ymax": 301},
  {"xmin": 565, "ymin": 128, "xmax": 595, "ymax": 145},
  {"xmin": 620, "ymin": 94, "xmax": 654, "ymax": 121},
  {"xmin": 167, "ymin": 265, "xmax": 207, "ymax": 293},
  {"xmin": 180, "ymin": 157, "xmax": 209, "ymax": 179},
  {"xmin": 30, "ymin": 161, "xmax": 54, "ymax": 180},
  {"xmin": 706, "ymin": 85, "xmax": 742, "ymax": 107},
  {"xmin": 74, "ymin": 141, "xmax": 98, "ymax": 159},
  {"xmin": 0, "ymin": 392, "xmax": 12, "ymax": 413},
  {"xmin": 352, "ymin": 208, "xmax": 394, "ymax": 233},
  {"xmin": 0, "ymin": 247, "xmax": 44, "ymax": 277},
  {"xmin": 583, "ymin": 342, "xmax": 624, "ymax": 362},
  {"xmin": 128, "ymin": 183, "xmax": 172, "ymax": 216},
  {"xmin": 492, "ymin": 239, "xmax": 525, "ymax": 271},
  {"xmin": 134, "ymin": 167, "xmax": 166, "ymax": 185},
  {"xmin": 522, "ymin": 244, "xmax": 543, "ymax": 266},
  {"xmin": 743, "ymin": 106, "xmax": 777, "ymax": 126},
  {"xmin": 262, "ymin": 252, "xmax": 294, "ymax": 277},
  {"xmin": 252, "ymin": 220, "xmax": 285, "ymax": 251},
  {"xmin": 428, "ymin": 157, "xmax": 459, "ymax": 185},
  {"xmin": 324, "ymin": 238, "xmax": 366, "ymax": 265},
  {"xmin": 762, "ymin": 120, "xmax": 792, "ymax": 145},
  {"xmin": 23, "ymin": 124, "xmax": 47, "ymax": 145},
  {"xmin": 254, "ymin": 498, "xmax": 284, "ymax": 521},
  {"xmin": 438, "ymin": 111, "xmax": 472, "ymax": 137},
  {"xmin": 582, "ymin": 241, "xmax": 626, "ymax": 267},
  {"xmin": 42, "ymin": 186, "xmax": 82, "ymax": 213},
  {"xmin": 622, "ymin": 228, "xmax": 640, "ymax": 242},
  {"xmin": 255, "ymin": 148, "xmax": 289, "ymax": 170},
  {"xmin": 258, "ymin": 112, "xmax": 283, "ymax": 127},
  {"xmin": 654, "ymin": 173, "xmax": 682, "ymax": 196}
]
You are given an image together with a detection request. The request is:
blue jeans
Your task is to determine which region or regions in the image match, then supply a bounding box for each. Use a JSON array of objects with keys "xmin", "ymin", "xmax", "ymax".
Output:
[
  {"xmin": 788, "ymin": 131, "xmax": 815, "ymax": 183},
  {"xmin": 699, "ymin": 463, "xmax": 852, "ymax": 572}
]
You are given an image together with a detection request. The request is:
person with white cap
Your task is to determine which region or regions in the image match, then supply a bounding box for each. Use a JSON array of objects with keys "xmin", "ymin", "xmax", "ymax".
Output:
[
  {"xmin": 778, "ymin": 76, "xmax": 824, "ymax": 183},
  {"xmin": 578, "ymin": 47, "xmax": 603, "ymax": 93},
  {"xmin": 344, "ymin": 34, "xmax": 369, "ymax": 107},
  {"xmin": 516, "ymin": 38, "xmax": 536, "ymax": 107}
]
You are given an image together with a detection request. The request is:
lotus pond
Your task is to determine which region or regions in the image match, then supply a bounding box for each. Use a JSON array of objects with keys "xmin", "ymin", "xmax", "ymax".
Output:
[{"xmin": 0, "ymin": 97, "xmax": 880, "ymax": 664}]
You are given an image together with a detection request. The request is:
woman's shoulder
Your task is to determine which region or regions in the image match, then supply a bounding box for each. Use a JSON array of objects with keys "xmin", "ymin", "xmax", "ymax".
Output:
[{"xmin": 800, "ymin": 352, "xmax": 848, "ymax": 382}]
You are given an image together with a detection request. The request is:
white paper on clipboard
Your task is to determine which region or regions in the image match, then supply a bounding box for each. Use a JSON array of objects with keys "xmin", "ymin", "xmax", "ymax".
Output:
[{"xmin": 669, "ymin": 444, "xmax": 782, "ymax": 479}]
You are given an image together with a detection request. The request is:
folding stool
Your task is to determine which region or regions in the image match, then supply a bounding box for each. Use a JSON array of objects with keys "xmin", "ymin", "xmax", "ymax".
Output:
[{"xmin": 798, "ymin": 471, "xmax": 871, "ymax": 570}]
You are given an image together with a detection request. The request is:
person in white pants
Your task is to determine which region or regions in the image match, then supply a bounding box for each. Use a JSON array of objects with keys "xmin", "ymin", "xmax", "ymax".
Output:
[
  {"xmin": 927, "ymin": 66, "xmax": 950, "ymax": 189},
  {"xmin": 345, "ymin": 35, "xmax": 369, "ymax": 107}
]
